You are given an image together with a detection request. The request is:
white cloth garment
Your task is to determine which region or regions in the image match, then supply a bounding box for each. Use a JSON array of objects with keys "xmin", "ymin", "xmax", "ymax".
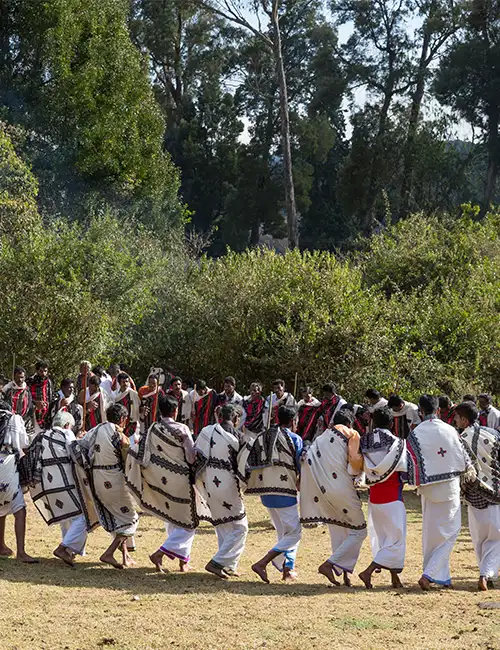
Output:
[
  {"xmin": 0, "ymin": 412, "xmax": 28, "ymax": 517},
  {"xmin": 468, "ymin": 504, "xmax": 500, "ymax": 579},
  {"xmin": 368, "ymin": 501, "xmax": 406, "ymax": 570},
  {"xmin": 485, "ymin": 406, "xmax": 500, "ymax": 431},
  {"xmin": 420, "ymin": 478, "xmax": 461, "ymax": 585},
  {"xmin": 368, "ymin": 397, "xmax": 388, "ymax": 413},
  {"xmin": 212, "ymin": 517, "xmax": 249, "ymax": 571},
  {"xmin": 60, "ymin": 515, "xmax": 88, "ymax": 555},
  {"xmin": 267, "ymin": 504, "xmax": 302, "ymax": 571},
  {"xmin": 327, "ymin": 524, "xmax": 367, "ymax": 575},
  {"xmin": 160, "ymin": 522, "xmax": 196, "ymax": 563}
]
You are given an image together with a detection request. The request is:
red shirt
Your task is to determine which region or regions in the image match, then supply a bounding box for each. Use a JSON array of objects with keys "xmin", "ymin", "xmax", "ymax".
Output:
[{"xmin": 369, "ymin": 472, "xmax": 403, "ymax": 504}]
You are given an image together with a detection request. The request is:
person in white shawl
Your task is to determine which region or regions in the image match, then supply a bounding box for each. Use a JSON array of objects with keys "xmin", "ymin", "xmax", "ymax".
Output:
[
  {"xmin": 72, "ymin": 403, "xmax": 138, "ymax": 569},
  {"xmin": 113, "ymin": 373, "xmax": 140, "ymax": 439},
  {"xmin": 387, "ymin": 394, "xmax": 421, "ymax": 439},
  {"xmin": 0, "ymin": 400, "xmax": 37, "ymax": 563},
  {"xmin": 78, "ymin": 375, "xmax": 109, "ymax": 432},
  {"xmin": 358, "ymin": 407, "xmax": 407, "ymax": 589},
  {"xmin": 300, "ymin": 409, "xmax": 366, "ymax": 586},
  {"xmin": 195, "ymin": 404, "xmax": 248, "ymax": 579},
  {"xmin": 126, "ymin": 394, "xmax": 198, "ymax": 573},
  {"xmin": 455, "ymin": 401, "xmax": 500, "ymax": 591},
  {"xmin": 24, "ymin": 411, "xmax": 96, "ymax": 567},
  {"xmin": 407, "ymin": 395, "xmax": 473, "ymax": 590}
]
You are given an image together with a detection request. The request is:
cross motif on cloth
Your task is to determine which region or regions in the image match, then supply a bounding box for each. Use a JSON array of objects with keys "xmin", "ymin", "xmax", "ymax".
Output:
[
  {"xmin": 437, "ymin": 447, "xmax": 447, "ymax": 457},
  {"xmin": 213, "ymin": 476, "xmax": 221, "ymax": 487}
]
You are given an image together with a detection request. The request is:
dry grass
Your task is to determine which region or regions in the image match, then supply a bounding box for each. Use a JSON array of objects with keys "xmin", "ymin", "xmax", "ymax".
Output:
[{"xmin": 0, "ymin": 490, "xmax": 499, "ymax": 650}]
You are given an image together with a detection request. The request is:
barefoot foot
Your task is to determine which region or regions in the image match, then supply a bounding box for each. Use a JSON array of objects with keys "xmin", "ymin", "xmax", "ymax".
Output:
[
  {"xmin": 17, "ymin": 552, "xmax": 39, "ymax": 564},
  {"xmin": 358, "ymin": 569, "xmax": 373, "ymax": 590},
  {"xmin": 179, "ymin": 560, "xmax": 191, "ymax": 573},
  {"xmin": 391, "ymin": 575, "xmax": 404, "ymax": 589},
  {"xmin": 205, "ymin": 560, "xmax": 229, "ymax": 580},
  {"xmin": 0, "ymin": 545, "xmax": 13, "ymax": 557},
  {"xmin": 149, "ymin": 551, "xmax": 166, "ymax": 573},
  {"xmin": 251, "ymin": 562, "xmax": 270, "ymax": 584},
  {"xmin": 478, "ymin": 576, "xmax": 488, "ymax": 591},
  {"xmin": 283, "ymin": 569, "xmax": 298, "ymax": 582},
  {"xmin": 418, "ymin": 576, "xmax": 431, "ymax": 591},
  {"xmin": 100, "ymin": 552, "xmax": 124, "ymax": 569},
  {"xmin": 318, "ymin": 561, "xmax": 340, "ymax": 586},
  {"xmin": 53, "ymin": 546, "xmax": 75, "ymax": 567}
]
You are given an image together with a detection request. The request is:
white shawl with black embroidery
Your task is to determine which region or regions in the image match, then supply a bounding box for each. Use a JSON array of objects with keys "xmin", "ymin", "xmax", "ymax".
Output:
[{"xmin": 360, "ymin": 427, "xmax": 407, "ymax": 485}]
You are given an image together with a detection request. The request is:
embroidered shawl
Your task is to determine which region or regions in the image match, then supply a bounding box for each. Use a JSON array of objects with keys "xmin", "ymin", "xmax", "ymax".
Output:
[
  {"xmin": 300, "ymin": 425, "xmax": 366, "ymax": 529},
  {"xmin": 460, "ymin": 424, "xmax": 500, "ymax": 503},
  {"xmin": 406, "ymin": 418, "xmax": 469, "ymax": 487},
  {"xmin": 360, "ymin": 427, "xmax": 407, "ymax": 485},
  {"xmin": 191, "ymin": 390, "xmax": 217, "ymax": 437},
  {"xmin": 27, "ymin": 427, "xmax": 95, "ymax": 527},
  {"xmin": 237, "ymin": 425, "xmax": 298, "ymax": 497},
  {"xmin": 194, "ymin": 423, "xmax": 246, "ymax": 526},
  {"xmin": 297, "ymin": 399, "xmax": 321, "ymax": 441},
  {"xmin": 242, "ymin": 396, "xmax": 266, "ymax": 434},
  {"xmin": 0, "ymin": 412, "xmax": 26, "ymax": 513},
  {"xmin": 126, "ymin": 420, "xmax": 199, "ymax": 529},
  {"xmin": 72, "ymin": 423, "xmax": 137, "ymax": 535}
]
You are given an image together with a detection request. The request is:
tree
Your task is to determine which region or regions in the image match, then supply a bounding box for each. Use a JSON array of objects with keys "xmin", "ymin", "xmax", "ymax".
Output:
[
  {"xmin": 331, "ymin": 0, "xmax": 415, "ymax": 231},
  {"xmin": 1, "ymin": 0, "xmax": 182, "ymax": 232},
  {"xmin": 399, "ymin": 0, "xmax": 464, "ymax": 218},
  {"xmin": 194, "ymin": 0, "xmax": 302, "ymax": 248},
  {"xmin": 434, "ymin": 0, "xmax": 500, "ymax": 215}
]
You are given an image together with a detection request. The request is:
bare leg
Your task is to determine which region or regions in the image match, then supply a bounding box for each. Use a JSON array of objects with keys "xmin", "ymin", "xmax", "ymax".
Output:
[
  {"xmin": 149, "ymin": 549, "xmax": 167, "ymax": 573},
  {"xmin": 121, "ymin": 539, "xmax": 136, "ymax": 568},
  {"xmin": 391, "ymin": 570, "xmax": 403, "ymax": 588},
  {"xmin": 343, "ymin": 570, "xmax": 352, "ymax": 587},
  {"xmin": 0, "ymin": 516, "xmax": 13, "ymax": 556},
  {"xmin": 252, "ymin": 549, "xmax": 281, "ymax": 584},
  {"xmin": 14, "ymin": 508, "xmax": 38, "ymax": 563},
  {"xmin": 318, "ymin": 561, "xmax": 340, "ymax": 586},
  {"xmin": 359, "ymin": 561, "xmax": 377, "ymax": 589},
  {"xmin": 179, "ymin": 559, "xmax": 191, "ymax": 573},
  {"xmin": 53, "ymin": 544, "xmax": 75, "ymax": 567},
  {"xmin": 100, "ymin": 535, "xmax": 125, "ymax": 569},
  {"xmin": 282, "ymin": 566, "xmax": 298, "ymax": 582},
  {"xmin": 418, "ymin": 575, "xmax": 431, "ymax": 591},
  {"xmin": 478, "ymin": 576, "xmax": 488, "ymax": 591},
  {"xmin": 205, "ymin": 559, "xmax": 229, "ymax": 580}
]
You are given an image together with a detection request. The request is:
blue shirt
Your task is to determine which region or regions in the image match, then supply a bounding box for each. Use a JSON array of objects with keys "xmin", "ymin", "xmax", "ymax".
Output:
[{"xmin": 261, "ymin": 428, "xmax": 303, "ymax": 509}]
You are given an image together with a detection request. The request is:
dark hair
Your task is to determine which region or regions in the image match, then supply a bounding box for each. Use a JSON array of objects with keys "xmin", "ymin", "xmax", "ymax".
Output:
[
  {"xmin": 301, "ymin": 386, "xmax": 313, "ymax": 394},
  {"xmin": 333, "ymin": 409, "xmax": 354, "ymax": 427},
  {"xmin": 0, "ymin": 399, "xmax": 11, "ymax": 411},
  {"xmin": 92, "ymin": 365, "xmax": 106, "ymax": 377},
  {"xmin": 106, "ymin": 403, "xmax": 128, "ymax": 423},
  {"xmin": 322, "ymin": 383, "xmax": 337, "ymax": 394},
  {"xmin": 387, "ymin": 394, "xmax": 404, "ymax": 409},
  {"xmin": 463, "ymin": 394, "xmax": 476, "ymax": 403},
  {"xmin": 356, "ymin": 405, "xmax": 368, "ymax": 418},
  {"xmin": 14, "ymin": 366, "xmax": 25, "ymax": 375},
  {"xmin": 0, "ymin": 374, "xmax": 8, "ymax": 385},
  {"xmin": 455, "ymin": 401, "xmax": 478, "ymax": 425},
  {"xmin": 365, "ymin": 388, "xmax": 380, "ymax": 400},
  {"xmin": 438, "ymin": 395, "xmax": 452, "ymax": 410},
  {"xmin": 196, "ymin": 379, "xmax": 207, "ymax": 390},
  {"xmin": 273, "ymin": 379, "xmax": 285, "ymax": 388},
  {"xmin": 170, "ymin": 376, "xmax": 182, "ymax": 385},
  {"xmin": 278, "ymin": 405, "xmax": 295, "ymax": 426},
  {"xmin": 372, "ymin": 407, "xmax": 393, "ymax": 430},
  {"xmin": 419, "ymin": 394, "xmax": 438, "ymax": 415},
  {"xmin": 60, "ymin": 377, "xmax": 74, "ymax": 388},
  {"xmin": 158, "ymin": 395, "xmax": 178, "ymax": 417},
  {"xmin": 35, "ymin": 360, "xmax": 49, "ymax": 370},
  {"xmin": 478, "ymin": 393, "xmax": 492, "ymax": 404},
  {"xmin": 221, "ymin": 403, "xmax": 241, "ymax": 422},
  {"xmin": 89, "ymin": 375, "xmax": 100, "ymax": 387},
  {"xmin": 117, "ymin": 372, "xmax": 130, "ymax": 383},
  {"xmin": 223, "ymin": 376, "xmax": 236, "ymax": 387},
  {"xmin": 108, "ymin": 363, "xmax": 121, "ymax": 374}
]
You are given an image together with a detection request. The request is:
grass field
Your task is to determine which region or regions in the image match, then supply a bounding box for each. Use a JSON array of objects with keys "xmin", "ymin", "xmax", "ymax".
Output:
[{"xmin": 1, "ymin": 490, "xmax": 499, "ymax": 650}]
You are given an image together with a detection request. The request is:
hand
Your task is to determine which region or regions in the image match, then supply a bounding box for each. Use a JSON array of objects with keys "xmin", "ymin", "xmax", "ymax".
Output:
[
  {"xmin": 88, "ymin": 400, "xmax": 98, "ymax": 411},
  {"xmin": 35, "ymin": 400, "xmax": 43, "ymax": 409},
  {"xmin": 60, "ymin": 398, "xmax": 71, "ymax": 407}
]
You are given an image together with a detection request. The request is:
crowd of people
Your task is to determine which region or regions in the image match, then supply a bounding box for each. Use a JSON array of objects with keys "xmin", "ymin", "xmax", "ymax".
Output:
[{"xmin": 0, "ymin": 360, "xmax": 499, "ymax": 593}]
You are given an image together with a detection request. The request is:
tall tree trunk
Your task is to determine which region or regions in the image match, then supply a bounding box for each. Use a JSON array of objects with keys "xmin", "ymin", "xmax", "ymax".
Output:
[
  {"xmin": 272, "ymin": 2, "xmax": 298, "ymax": 249},
  {"xmin": 363, "ymin": 84, "xmax": 393, "ymax": 233},
  {"xmin": 399, "ymin": 6, "xmax": 435, "ymax": 220},
  {"xmin": 482, "ymin": 107, "xmax": 499, "ymax": 216}
]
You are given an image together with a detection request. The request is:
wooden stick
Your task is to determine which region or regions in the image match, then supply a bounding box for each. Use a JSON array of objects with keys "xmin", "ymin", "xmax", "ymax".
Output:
[
  {"xmin": 81, "ymin": 371, "xmax": 87, "ymax": 435},
  {"xmin": 293, "ymin": 372, "xmax": 298, "ymax": 399},
  {"xmin": 267, "ymin": 392, "xmax": 273, "ymax": 429},
  {"xmin": 12, "ymin": 354, "xmax": 15, "ymax": 380}
]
